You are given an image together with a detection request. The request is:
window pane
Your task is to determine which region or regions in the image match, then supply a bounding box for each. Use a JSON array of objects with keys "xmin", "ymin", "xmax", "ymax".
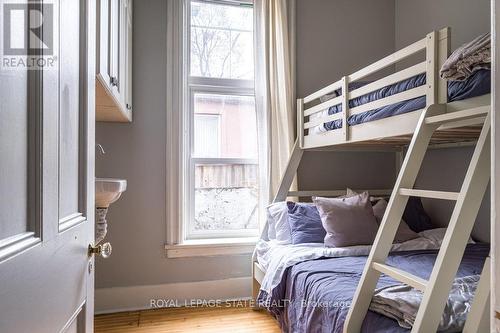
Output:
[
  {"xmin": 190, "ymin": 1, "xmax": 254, "ymax": 79},
  {"xmin": 194, "ymin": 114, "xmax": 220, "ymax": 158},
  {"xmin": 193, "ymin": 94, "xmax": 258, "ymax": 159},
  {"xmin": 194, "ymin": 163, "xmax": 259, "ymax": 233}
]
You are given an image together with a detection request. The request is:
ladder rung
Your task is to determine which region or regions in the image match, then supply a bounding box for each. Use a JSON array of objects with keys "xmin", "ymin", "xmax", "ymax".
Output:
[
  {"xmin": 372, "ymin": 262, "xmax": 427, "ymax": 291},
  {"xmin": 425, "ymin": 106, "xmax": 489, "ymax": 125},
  {"xmin": 399, "ymin": 188, "xmax": 459, "ymax": 200}
]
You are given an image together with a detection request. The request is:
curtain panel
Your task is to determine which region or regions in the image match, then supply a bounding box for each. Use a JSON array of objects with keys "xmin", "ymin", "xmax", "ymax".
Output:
[{"xmin": 254, "ymin": 0, "xmax": 296, "ymax": 208}]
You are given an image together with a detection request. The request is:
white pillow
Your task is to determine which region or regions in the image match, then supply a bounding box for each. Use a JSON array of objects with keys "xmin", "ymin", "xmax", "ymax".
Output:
[
  {"xmin": 266, "ymin": 209, "xmax": 276, "ymax": 240},
  {"xmin": 347, "ymin": 188, "xmax": 387, "ymax": 202},
  {"xmin": 309, "ymin": 110, "xmax": 329, "ymax": 135},
  {"xmin": 309, "ymin": 93, "xmax": 339, "ymax": 134},
  {"xmin": 419, "ymin": 228, "xmax": 475, "ymax": 245},
  {"xmin": 267, "ymin": 202, "xmax": 291, "ymax": 244}
]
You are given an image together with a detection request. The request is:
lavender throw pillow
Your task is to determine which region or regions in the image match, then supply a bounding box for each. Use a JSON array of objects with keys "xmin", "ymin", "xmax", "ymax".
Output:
[
  {"xmin": 372, "ymin": 199, "xmax": 419, "ymax": 243},
  {"xmin": 313, "ymin": 192, "xmax": 379, "ymax": 247},
  {"xmin": 286, "ymin": 202, "xmax": 326, "ymax": 244}
]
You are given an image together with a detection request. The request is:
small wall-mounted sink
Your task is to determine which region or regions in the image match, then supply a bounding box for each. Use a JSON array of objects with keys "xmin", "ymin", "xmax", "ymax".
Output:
[{"xmin": 95, "ymin": 178, "xmax": 127, "ymax": 208}]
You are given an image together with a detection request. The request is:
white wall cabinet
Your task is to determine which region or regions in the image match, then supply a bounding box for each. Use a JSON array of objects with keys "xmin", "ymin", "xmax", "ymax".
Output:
[{"xmin": 96, "ymin": 0, "xmax": 133, "ymax": 122}]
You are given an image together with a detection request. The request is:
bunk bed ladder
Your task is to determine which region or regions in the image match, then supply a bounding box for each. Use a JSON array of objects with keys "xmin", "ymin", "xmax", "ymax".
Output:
[{"xmin": 344, "ymin": 104, "xmax": 491, "ymax": 333}]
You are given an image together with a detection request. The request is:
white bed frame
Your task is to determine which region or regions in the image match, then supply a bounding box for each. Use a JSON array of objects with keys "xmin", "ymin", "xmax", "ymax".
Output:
[
  {"xmin": 251, "ymin": 27, "xmax": 491, "ymax": 331},
  {"xmin": 297, "ymin": 27, "xmax": 489, "ymax": 149}
]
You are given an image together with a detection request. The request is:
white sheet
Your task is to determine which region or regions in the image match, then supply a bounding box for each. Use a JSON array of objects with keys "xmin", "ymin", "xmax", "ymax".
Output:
[{"xmin": 255, "ymin": 228, "xmax": 471, "ymax": 294}]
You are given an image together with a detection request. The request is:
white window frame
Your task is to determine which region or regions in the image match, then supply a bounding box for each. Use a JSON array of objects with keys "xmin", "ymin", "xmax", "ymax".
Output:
[
  {"xmin": 165, "ymin": 0, "xmax": 261, "ymax": 256},
  {"xmin": 185, "ymin": 0, "xmax": 258, "ymax": 241}
]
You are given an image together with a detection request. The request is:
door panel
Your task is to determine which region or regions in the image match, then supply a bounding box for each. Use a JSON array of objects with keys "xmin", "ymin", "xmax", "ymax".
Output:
[
  {"xmin": 0, "ymin": 64, "xmax": 29, "ymax": 240},
  {"xmin": 59, "ymin": 0, "xmax": 81, "ymax": 222},
  {"xmin": 0, "ymin": 226, "xmax": 88, "ymax": 332},
  {"xmin": 0, "ymin": 0, "xmax": 96, "ymax": 332}
]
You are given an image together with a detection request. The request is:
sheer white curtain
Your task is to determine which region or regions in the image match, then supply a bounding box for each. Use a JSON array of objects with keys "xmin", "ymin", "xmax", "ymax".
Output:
[{"xmin": 254, "ymin": 0, "xmax": 296, "ymax": 206}]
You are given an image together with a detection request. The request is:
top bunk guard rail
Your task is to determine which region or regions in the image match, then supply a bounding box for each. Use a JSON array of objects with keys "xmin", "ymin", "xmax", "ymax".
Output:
[{"xmin": 298, "ymin": 28, "xmax": 454, "ymax": 150}]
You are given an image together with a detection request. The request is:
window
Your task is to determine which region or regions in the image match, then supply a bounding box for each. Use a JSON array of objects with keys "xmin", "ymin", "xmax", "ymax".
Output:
[
  {"xmin": 184, "ymin": 0, "xmax": 259, "ymax": 241},
  {"xmin": 190, "ymin": 1, "xmax": 254, "ymax": 79}
]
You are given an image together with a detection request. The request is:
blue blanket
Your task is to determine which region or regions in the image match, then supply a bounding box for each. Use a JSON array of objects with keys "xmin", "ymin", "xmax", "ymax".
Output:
[
  {"xmin": 260, "ymin": 243, "xmax": 489, "ymax": 333},
  {"xmin": 322, "ymin": 69, "xmax": 491, "ymax": 131}
]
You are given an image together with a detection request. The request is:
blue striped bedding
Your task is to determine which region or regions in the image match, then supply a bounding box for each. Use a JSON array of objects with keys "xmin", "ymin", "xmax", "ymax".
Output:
[
  {"xmin": 262, "ymin": 243, "xmax": 489, "ymax": 333},
  {"xmin": 320, "ymin": 69, "xmax": 491, "ymax": 131}
]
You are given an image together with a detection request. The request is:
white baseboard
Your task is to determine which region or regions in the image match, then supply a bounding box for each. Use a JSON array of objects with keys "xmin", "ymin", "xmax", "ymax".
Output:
[{"xmin": 95, "ymin": 276, "xmax": 252, "ymax": 314}]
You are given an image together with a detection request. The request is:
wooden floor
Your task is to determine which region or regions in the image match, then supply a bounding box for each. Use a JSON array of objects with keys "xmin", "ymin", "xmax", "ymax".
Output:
[{"xmin": 95, "ymin": 303, "xmax": 281, "ymax": 333}]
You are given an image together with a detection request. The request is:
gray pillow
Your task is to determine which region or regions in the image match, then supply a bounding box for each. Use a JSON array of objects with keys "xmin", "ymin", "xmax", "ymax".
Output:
[
  {"xmin": 372, "ymin": 199, "xmax": 419, "ymax": 243},
  {"xmin": 313, "ymin": 192, "xmax": 379, "ymax": 247}
]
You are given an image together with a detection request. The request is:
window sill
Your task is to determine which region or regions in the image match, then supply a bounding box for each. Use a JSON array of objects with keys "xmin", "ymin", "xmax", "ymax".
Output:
[{"xmin": 165, "ymin": 237, "xmax": 258, "ymax": 258}]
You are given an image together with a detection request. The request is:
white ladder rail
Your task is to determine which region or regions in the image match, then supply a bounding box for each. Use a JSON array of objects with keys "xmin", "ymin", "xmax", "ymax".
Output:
[
  {"xmin": 411, "ymin": 112, "xmax": 491, "ymax": 332},
  {"xmin": 343, "ymin": 103, "xmax": 445, "ymax": 332},
  {"xmin": 463, "ymin": 257, "xmax": 491, "ymax": 333},
  {"xmin": 273, "ymin": 140, "xmax": 303, "ymax": 203},
  {"xmin": 344, "ymin": 106, "xmax": 491, "ymax": 333}
]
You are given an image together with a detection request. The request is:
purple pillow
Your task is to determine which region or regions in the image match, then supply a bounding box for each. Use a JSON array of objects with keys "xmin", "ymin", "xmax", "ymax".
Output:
[
  {"xmin": 313, "ymin": 192, "xmax": 379, "ymax": 247},
  {"xmin": 286, "ymin": 202, "xmax": 326, "ymax": 244},
  {"xmin": 403, "ymin": 197, "xmax": 434, "ymax": 232}
]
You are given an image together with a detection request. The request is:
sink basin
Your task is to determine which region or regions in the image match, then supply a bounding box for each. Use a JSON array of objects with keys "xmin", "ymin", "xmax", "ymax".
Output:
[{"xmin": 95, "ymin": 178, "xmax": 127, "ymax": 208}]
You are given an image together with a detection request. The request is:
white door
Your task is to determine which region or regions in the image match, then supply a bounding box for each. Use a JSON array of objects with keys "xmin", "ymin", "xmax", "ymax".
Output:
[{"xmin": 0, "ymin": 1, "xmax": 96, "ymax": 332}]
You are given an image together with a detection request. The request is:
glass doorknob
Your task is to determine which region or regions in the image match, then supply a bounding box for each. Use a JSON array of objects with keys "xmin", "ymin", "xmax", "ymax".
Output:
[{"xmin": 88, "ymin": 242, "xmax": 112, "ymax": 258}]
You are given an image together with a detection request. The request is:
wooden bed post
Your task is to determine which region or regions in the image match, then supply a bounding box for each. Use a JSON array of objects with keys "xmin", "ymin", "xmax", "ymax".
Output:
[
  {"xmin": 425, "ymin": 28, "xmax": 450, "ymax": 107},
  {"xmin": 341, "ymin": 76, "xmax": 349, "ymax": 141},
  {"xmin": 297, "ymin": 98, "xmax": 304, "ymax": 148},
  {"xmin": 426, "ymin": 30, "xmax": 438, "ymax": 106}
]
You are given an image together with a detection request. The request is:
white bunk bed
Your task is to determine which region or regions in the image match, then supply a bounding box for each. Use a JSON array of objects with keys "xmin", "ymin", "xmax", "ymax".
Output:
[
  {"xmin": 252, "ymin": 27, "xmax": 491, "ymax": 333},
  {"xmin": 297, "ymin": 27, "xmax": 488, "ymax": 149}
]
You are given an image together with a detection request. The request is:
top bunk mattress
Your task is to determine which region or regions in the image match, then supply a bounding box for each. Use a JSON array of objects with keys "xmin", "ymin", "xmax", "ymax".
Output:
[{"xmin": 314, "ymin": 69, "xmax": 491, "ymax": 133}]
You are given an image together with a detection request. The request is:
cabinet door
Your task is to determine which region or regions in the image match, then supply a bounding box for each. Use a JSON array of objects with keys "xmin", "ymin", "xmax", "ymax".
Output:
[
  {"xmin": 95, "ymin": 0, "xmax": 131, "ymax": 122},
  {"xmin": 97, "ymin": 0, "xmax": 112, "ymax": 86},
  {"xmin": 97, "ymin": 0, "xmax": 122, "ymax": 102},
  {"xmin": 124, "ymin": 0, "xmax": 133, "ymax": 112},
  {"xmin": 109, "ymin": 0, "xmax": 122, "ymax": 99}
]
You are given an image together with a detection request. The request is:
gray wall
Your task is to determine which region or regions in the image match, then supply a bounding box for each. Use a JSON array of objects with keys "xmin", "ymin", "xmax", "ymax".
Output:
[
  {"xmin": 296, "ymin": 0, "xmax": 397, "ymax": 192},
  {"xmin": 396, "ymin": 0, "xmax": 491, "ymax": 242},
  {"xmin": 95, "ymin": 0, "xmax": 250, "ymax": 289},
  {"xmin": 296, "ymin": 0, "xmax": 395, "ymax": 97},
  {"xmin": 395, "ymin": 0, "xmax": 490, "ymax": 51}
]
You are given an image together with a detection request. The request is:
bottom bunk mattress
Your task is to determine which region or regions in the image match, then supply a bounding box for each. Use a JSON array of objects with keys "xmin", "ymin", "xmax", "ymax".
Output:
[
  {"xmin": 259, "ymin": 243, "xmax": 489, "ymax": 333},
  {"xmin": 314, "ymin": 69, "xmax": 491, "ymax": 133}
]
